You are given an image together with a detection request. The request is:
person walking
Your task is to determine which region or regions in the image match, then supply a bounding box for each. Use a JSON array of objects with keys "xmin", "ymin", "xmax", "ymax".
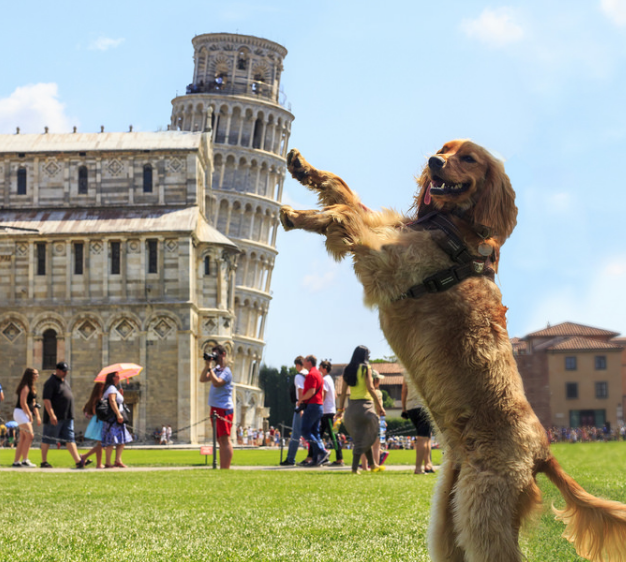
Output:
[
  {"xmin": 12, "ymin": 368, "xmax": 41, "ymax": 467},
  {"xmin": 319, "ymin": 360, "xmax": 344, "ymax": 466},
  {"xmin": 40, "ymin": 362, "xmax": 85, "ymax": 469},
  {"xmin": 81, "ymin": 382, "xmax": 105, "ymax": 469},
  {"xmin": 401, "ymin": 379, "xmax": 435, "ymax": 474},
  {"xmin": 336, "ymin": 346, "xmax": 385, "ymax": 474},
  {"xmin": 361, "ymin": 370, "xmax": 388, "ymax": 469},
  {"xmin": 299, "ymin": 355, "xmax": 328, "ymax": 466},
  {"xmin": 279, "ymin": 356, "xmax": 308, "ymax": 466},
  {"xmin": 200, "ymin": 344, "xmax": 234, "ymax": 469},
  {"xmin": 101, "ymin": 372, "xmax": 133, "ymax": 468}
]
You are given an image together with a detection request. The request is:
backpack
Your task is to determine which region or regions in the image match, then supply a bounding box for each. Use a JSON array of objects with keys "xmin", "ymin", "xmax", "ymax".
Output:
[{"xmin": 288, "ymin": 376, "xmax": 298, "ymax": 404}]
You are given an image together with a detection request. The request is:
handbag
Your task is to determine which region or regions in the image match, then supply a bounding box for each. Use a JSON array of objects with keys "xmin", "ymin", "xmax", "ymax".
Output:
[
  {"xmin": 95, "ymin": 398, "xmax": 113, "ymax": 422},
  {"xmin": 120, "ymin": 404, "xmax": 130, "ymax": 424}
]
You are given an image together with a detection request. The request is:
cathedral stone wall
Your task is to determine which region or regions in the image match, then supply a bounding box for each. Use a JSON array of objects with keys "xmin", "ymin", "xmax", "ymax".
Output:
[{"xmin": 0, "ymin": 132, "xmax": 243, "ymax": 443}]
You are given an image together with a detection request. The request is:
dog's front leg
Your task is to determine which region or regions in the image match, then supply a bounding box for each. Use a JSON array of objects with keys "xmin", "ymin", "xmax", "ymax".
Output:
[
  {"xmin": 279, "ymin": 205, "xmax": 361, "ymax": 260},
  {"xmin": 287, "ymin": 149, "xmax": 364, "ymax": 209}
]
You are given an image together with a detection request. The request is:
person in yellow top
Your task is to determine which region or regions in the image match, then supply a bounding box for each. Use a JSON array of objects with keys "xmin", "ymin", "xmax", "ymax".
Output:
[{"xmin": 335, "ymin": 345, "xmax": 385, "ymax": 474}]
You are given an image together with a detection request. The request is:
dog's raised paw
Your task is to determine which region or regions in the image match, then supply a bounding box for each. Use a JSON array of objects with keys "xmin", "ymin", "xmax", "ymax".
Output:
[
  {"xmin": 287, "ymin": 149, "xmax": 310, "ymax": 182},
  {"xmin": 279, "ymin": 206, "xmax": 296, "ymax": 230}
]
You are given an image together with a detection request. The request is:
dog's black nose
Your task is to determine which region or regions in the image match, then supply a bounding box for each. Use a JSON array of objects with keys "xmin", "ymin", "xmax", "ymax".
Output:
[{"xmin": 428, "ymin": 156, "xmax": 445, "ymax": 170}]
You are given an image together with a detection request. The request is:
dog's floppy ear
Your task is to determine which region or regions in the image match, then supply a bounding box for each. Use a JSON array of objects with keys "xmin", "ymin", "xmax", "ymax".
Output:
[
  {"xmin": 413, "ymin": 167, "xmax": 436, "ymax": 218},
  {"xmin": 470, "ymin": 157, "xmax": 517, "ymax": 242}
]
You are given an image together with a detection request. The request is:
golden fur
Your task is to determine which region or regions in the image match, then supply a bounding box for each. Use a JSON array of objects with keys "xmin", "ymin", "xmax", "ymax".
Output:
[{"xmin": 280, "ymin": 140, "xmax": 626, "ymax": 562}]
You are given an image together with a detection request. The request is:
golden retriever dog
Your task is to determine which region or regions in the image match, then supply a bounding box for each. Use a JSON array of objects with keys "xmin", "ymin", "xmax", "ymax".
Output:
[{"xmin": 280, "ymin": 140, "xmax": 626, "ymax": 562}]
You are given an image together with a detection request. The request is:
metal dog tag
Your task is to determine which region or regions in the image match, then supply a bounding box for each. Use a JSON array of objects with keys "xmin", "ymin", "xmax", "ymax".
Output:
[{"xmin": 478, "ymin": 242, "xmax": 493, "ymax": 257}]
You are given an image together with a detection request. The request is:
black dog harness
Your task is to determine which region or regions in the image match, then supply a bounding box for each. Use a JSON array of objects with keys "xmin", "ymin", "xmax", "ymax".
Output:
[{"xmin": 392, "ymin": 212, "xmax": 495, "ymax": 302}]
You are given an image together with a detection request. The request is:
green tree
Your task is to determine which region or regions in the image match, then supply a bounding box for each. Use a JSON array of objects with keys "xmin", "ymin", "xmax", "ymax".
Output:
[
  {"xmin": 259, "ymin": 364, "xmax": 296, "ymax": 428},
  {"xmin": 381, "ymin": 389, "xmax": 395, "ymax": 408},
  {"xmin": 371, "ymin": 355, "xmax": 397, "ymax": 363}
]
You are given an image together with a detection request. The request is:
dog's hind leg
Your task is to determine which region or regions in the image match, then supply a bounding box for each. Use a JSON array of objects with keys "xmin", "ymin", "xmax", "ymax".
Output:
[
  {"xmin": 429, "ymin": 457, "xmax": 466, "ymax": 562},
  {"xmin": 453, "ymin": 465, "xmax": 525, "ymax": 562},
  {"xmin": 287, "ymin": 149, "xmax": 364, "ymax": 209}
]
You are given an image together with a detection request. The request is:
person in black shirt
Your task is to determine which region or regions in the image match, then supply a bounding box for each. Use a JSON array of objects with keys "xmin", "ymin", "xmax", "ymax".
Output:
[{"xmin": 40, "ymin": 362, "xmax": 85, "ymax": 469}]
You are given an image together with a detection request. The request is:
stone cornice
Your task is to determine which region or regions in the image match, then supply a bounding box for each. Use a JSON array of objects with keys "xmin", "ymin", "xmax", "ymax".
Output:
[{"xmin": 192, "ymin": 33, "xmax": 287, "ymax": 58}]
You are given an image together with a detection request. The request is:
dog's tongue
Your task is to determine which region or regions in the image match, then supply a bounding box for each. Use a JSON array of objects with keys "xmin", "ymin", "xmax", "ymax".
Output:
[{"xmin": 424, "ymin": 183, "xmax": 432, "ymax": 205}]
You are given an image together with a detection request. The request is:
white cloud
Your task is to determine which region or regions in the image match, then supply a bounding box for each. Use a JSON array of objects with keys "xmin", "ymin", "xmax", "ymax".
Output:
[
  {"xmin": 0, "ymin": 83, "xmax": 74, "ymax": 134},
  {"xmin": 601, "ymin": 0, "xmax": 626, "ymax": 26},
  {"xmin": 89, "ymin": 36, "xmax": 125, "ymax": 51},
  {"xmin": 460, "ymin": 8, "xmax": 524, "ymax": 48},
  {"xmin": 302, "ymin": 270, "xmax": 336, "ymax": 293}
]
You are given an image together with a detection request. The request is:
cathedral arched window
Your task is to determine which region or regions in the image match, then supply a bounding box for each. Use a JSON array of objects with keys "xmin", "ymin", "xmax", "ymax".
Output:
[
  {"xmin": 143, "ymin": 164, "xmax": 153, "ymax": 193},
  {"xmin": 17, "ymin": 167, "xmax": 27, "ymax": 195},
  {"xmin": 78, "ymin": 166, "xmax": 88, "ymax": 194},
  {"xmin": 42, "ymin": 329, "xmax": 57, "ymax": 370},
  {"xmin": 204, "ymin": 255, "xmax": 211, "ymax": 276}
]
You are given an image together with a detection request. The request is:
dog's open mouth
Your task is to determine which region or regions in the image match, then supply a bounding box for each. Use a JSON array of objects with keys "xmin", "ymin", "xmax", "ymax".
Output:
[{"xmin": 425, "ymin": 177, "xmax": 471, "ymax": 204}]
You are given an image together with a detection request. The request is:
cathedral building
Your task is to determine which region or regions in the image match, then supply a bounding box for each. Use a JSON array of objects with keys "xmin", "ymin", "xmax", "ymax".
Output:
[{"xmin": 0, "ymin": 33, "xmax": 293, "ymax": 444}]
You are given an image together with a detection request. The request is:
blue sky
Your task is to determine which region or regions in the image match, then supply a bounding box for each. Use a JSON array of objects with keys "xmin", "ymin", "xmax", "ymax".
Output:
[{"xmin": 2, "ymin": 1, "xmax": 626, "ymax": 367}]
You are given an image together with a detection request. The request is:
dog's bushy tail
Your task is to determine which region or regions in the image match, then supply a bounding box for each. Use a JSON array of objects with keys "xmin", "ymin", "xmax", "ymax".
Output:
[{"xmin": 540, "ymin": 456, "xmax": 626, "ymax": 562}]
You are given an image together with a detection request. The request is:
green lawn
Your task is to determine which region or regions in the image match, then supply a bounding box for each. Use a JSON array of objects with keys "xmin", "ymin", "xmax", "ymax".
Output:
[{"xmin": 1, "ymin": 443, "xmax": 624, "ymax": 561}]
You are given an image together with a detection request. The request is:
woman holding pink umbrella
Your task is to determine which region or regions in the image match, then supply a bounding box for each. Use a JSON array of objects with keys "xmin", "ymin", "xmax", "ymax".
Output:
[{"xmin": 101, "ymin": 371, "xmax": 133, "ymax": 468}]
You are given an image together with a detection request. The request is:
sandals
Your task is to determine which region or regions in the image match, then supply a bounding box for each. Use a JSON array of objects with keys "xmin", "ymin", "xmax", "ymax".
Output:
[
  {"xmin": 79, "ymin": 456, "xmax": 93, "ymax": 466},
  {"xmin": 104, "ymin": 464, "xmax": 114, "ymax": 469},
  {"xmin": 114, "ymin": 461, "xmax": 128, "ymax": 468}
]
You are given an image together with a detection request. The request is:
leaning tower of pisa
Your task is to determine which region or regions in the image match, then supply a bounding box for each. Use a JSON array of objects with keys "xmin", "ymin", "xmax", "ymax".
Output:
[{"xmin": 170, "ymin": 33, "xmax": 293, "ymax": 428}]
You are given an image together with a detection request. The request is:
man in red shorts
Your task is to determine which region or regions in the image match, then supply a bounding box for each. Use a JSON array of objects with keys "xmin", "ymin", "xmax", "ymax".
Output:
[{"xmin": 200, "ymin": 345, "xmax": 234, "ymax": 469}]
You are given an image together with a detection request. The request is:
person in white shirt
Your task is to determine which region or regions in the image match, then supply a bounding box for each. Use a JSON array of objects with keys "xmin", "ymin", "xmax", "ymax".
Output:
[
  {"xmin": 279, "ymin": 356, "xmax": 307, "ymax": 466},
  {"xmin": 401, "ymin": 379, "xmax": 434, "ymax": 474},
  {"xmin": 319, "ymin": 360, "xmax": 344, "ymax": 466}
]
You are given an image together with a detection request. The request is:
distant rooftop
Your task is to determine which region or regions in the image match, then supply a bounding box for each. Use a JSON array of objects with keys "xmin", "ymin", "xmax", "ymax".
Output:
[
  {"xmin": 538, "ymin": 336, "xmax": 623, "ymax": 352},
  {"xmin": 0, "ymin": 131, "xmax": 205, "ymax": 153},
  {"xmin": 525, "ymin": 321, "xmax": 619, "ymax": 339}
]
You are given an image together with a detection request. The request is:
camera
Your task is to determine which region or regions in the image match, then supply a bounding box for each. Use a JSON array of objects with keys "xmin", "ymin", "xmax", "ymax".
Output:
[
  {"xmin": 294, "ymin": 403, "xmax": 307, "ymax": 414},
  {"xmin": 33, "ymin": 403, "xmax": 41, "ymax": 410},
  {"xmin": 203, "ymin": 351, "xmax": 219, "ymax": 362},
  {"xmin": 400, "ymin": 411, "xmax": 409, "ymax": 420}
]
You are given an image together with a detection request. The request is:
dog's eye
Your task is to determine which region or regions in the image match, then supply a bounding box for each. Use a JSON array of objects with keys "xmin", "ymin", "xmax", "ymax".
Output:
[{"xmin": 461, "ymin": 155, "xmax": 476, "ymax": 163}]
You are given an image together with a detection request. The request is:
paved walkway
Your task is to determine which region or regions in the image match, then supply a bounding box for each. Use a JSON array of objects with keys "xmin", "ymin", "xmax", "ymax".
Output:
[{"xmin": 0, "ymin": 463, "xmax": 431, "ymax": 473}]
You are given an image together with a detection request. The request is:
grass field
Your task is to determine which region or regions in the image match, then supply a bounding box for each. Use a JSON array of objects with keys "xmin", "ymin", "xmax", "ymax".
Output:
[{"xmin": 1, "ymin": 442, "xmax": 625, "ymax": 561}]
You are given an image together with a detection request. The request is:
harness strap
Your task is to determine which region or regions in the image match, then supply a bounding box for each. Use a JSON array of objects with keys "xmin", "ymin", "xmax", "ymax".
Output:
[
  {"xmin": 393, "ymin": 212, "xmax": 494, "ymax": 302},
  {"xmin": 393, "ymin": 260, "xmax": 494, "ymax": 302}
]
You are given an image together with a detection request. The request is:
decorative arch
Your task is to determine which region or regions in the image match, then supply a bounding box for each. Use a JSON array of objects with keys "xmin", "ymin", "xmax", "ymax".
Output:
[
  {"xmin": 144, "ymin": 309, "xmax": 183, "ymax": 332},
  {"xmin": 201, "ymin": 338, "xmax": 219, "ymax": 356},
  {"xmin": 68, "ymin": 313, "xmax": 103, "ymax": 341},
  {"xmin": 106, "ymin": 312, "xmax": 142, "ymax": 341},
  {"xmin": 32, "ymin": 312, "xmax": 66, "ymax": 337}
]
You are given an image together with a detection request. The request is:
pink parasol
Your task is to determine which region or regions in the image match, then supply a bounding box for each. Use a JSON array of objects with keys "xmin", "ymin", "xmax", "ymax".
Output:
[{"xmin": 94, "ymin": 363, "xmax": 143, "ymax": 383}]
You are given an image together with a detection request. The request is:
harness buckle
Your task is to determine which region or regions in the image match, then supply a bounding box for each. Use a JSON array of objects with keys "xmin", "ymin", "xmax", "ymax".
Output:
[{"xmin": 423, "ymin": 269, "xmax": 457, "ymax": 293}]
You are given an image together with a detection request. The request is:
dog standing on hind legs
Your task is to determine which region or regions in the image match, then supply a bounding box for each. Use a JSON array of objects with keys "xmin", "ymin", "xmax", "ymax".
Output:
[{"xmin": 280, "ymin": 142, "xmax": 626, "ymax": 562}]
